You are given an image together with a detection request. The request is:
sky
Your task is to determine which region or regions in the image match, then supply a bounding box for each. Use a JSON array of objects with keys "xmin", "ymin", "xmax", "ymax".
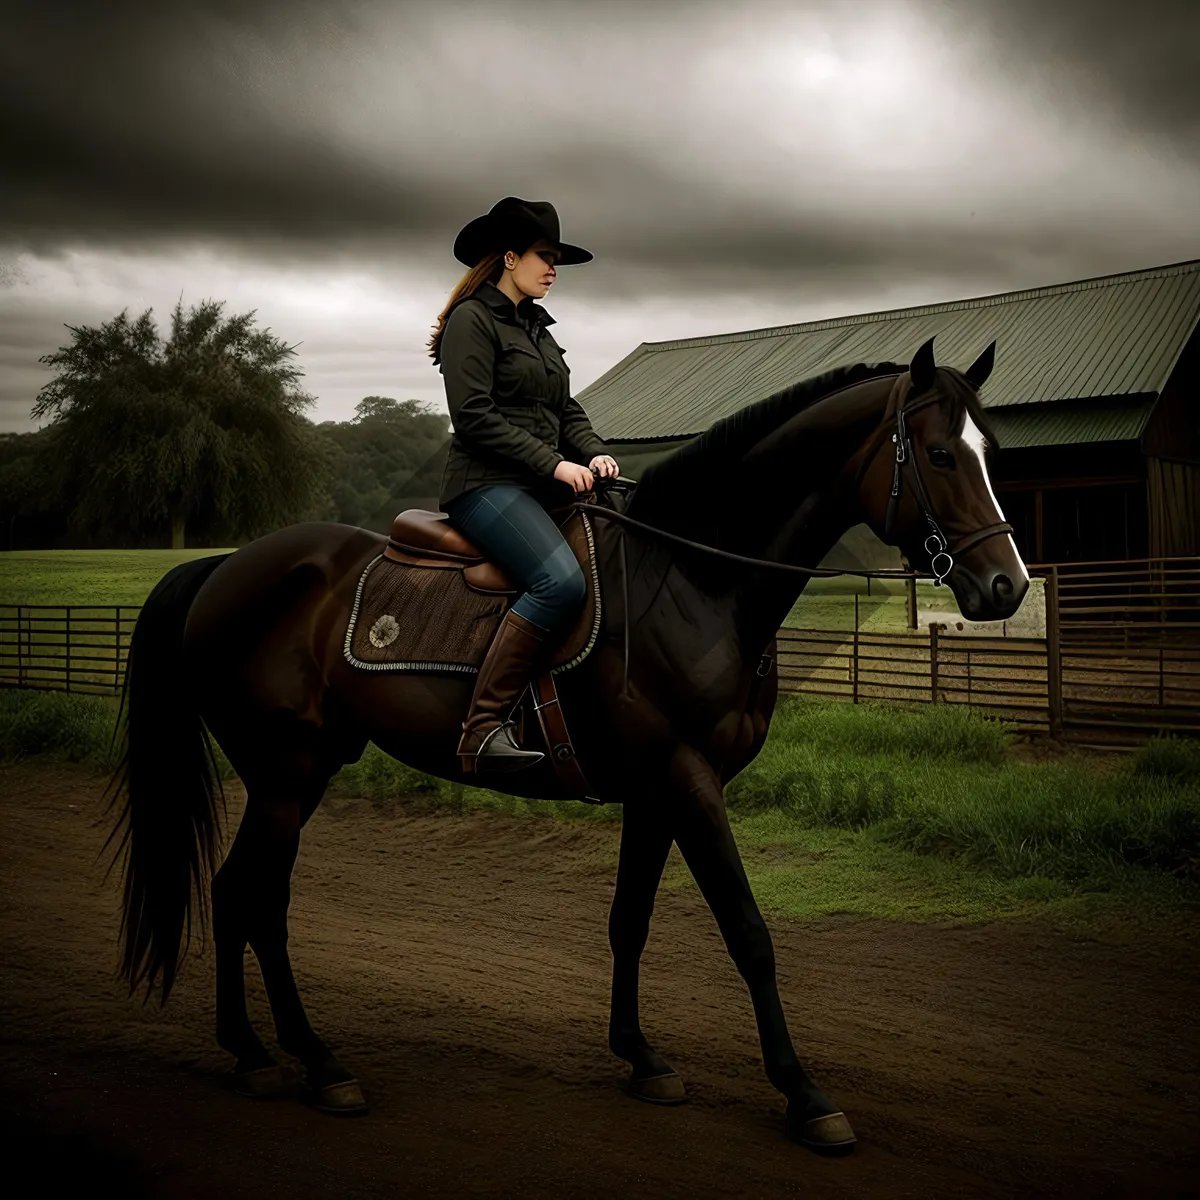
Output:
[{"xmin": 2, "ymin": 0, "xmax": 1198, "ymax": 436}]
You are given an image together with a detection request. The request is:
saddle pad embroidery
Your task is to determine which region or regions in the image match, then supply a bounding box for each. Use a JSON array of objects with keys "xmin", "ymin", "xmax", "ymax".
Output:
[{"xmin": 344, "ymin": 511, "xmax": 602, "ymax": 675}]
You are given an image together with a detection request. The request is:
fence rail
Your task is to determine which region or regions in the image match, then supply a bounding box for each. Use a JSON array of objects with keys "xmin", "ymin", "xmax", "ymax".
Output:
[
  {"xmin": 775, "ymin": 627, "xmax": 1052, "ymax": 733},
  {"xmin": 1032, "ymin": 556, "xmax": 1200, "ymax": 648},
  {"xmin": 0, "ymin": 605, "xmax": 138, "ymax": 695},
  {"xmin": 773, "ymin": 624, "xmax": 1200, "ymax": 741},
  {"xmin": 3, "ymin": 597, "xmax": 1198, "ymax": 743}
]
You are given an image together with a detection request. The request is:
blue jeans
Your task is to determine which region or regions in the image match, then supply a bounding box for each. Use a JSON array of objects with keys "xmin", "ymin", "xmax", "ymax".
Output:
[{"xmin": 443, "ymin": 485, "xmax": 587, "ymax": 633}]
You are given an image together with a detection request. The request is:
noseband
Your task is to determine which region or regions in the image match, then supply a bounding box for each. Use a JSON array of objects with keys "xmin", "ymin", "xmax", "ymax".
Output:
[{"xmin": 856, "ymin": 373, "xmax": 1013, "ymax": 587}]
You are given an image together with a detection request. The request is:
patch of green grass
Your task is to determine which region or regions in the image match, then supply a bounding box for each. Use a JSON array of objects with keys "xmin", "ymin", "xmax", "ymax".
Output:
[
  {"xmin": 3, "ymin": 688, "xmax": 1196, "ymax": 923},
  {"xmin": 0, "ymin": 549, "xmax": 237, "ymax": 607},
  {"xmin": 1132, "ymin": 733, "xmax": 1200, "ymax": 786},
  {"xmin": 659, "ymin": 814, "xmax": 1194, "ymax": 927},
  {"xmin": 725, "ymin": 696, "xmax": 1200, "ymax": 892},
  {"xmin": 0, "ymin": 688, "xmax": 125, "ymax": 769},
  {"xmin": 781, "ymin": 577, "xmax": 953, "ymax": 632}
]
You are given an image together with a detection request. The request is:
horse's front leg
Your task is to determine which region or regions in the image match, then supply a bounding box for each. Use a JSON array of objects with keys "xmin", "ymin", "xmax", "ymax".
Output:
[
  {"xmin": 608, "ymin": 800, "xmax": 687, "ymax": 1104},
  {"xmin": 668, "ymin": 745, "xmax": 857, "ymax": 1154}
]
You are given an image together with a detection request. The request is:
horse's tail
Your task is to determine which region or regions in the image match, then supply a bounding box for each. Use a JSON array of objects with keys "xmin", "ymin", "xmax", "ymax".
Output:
[{"xmin": 101, "ymin": 552, "xmax": 234, "ymax": 1006}]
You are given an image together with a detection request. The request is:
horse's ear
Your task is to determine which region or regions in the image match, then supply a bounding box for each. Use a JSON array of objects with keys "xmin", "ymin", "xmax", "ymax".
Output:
[
  {"xmin": 964, "ymin": 339, "xmax": 996, "ymax": 390},
  {"xmin": 910, "ymin": 336, "xmax": 936, "ymax": 392}
]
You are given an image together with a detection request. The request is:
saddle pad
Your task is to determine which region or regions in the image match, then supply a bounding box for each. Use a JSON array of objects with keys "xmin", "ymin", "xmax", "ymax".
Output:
[{"xmin": 344, "ymin": 510, "xmax": 602, "ymax": 675}]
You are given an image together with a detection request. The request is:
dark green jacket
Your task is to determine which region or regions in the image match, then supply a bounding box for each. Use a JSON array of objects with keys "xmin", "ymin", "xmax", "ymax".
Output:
[{"xmin": 437, "ymin": 280, "xmax": 607, "ymax": 510}]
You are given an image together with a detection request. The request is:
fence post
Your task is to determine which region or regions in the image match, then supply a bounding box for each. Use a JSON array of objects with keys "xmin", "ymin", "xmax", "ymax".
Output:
[
  {"xmin": 65, "ymin": 606, "xmax": 71, "ymax": 693},
  {"xmin": 907, "ymin": 573, "xmax": 918, "ymax": 630},
  {"xmin": 852, "ymin": 628, "xmax": 859, "ymax": 704},
  {"xmin": 929, "ymin": 622, "xmax": 939, "ymax": 703},
  {"xmin": 1159, "ymin": 645, "xmax": 1164, "ymax": 709},
  {"xmin": 17, "ymin": 606, "xmax": 23, "ymax": 687},
  {"xmin": 1046, "ymin": 566, "xmax": 1063, "ymax": 738}
]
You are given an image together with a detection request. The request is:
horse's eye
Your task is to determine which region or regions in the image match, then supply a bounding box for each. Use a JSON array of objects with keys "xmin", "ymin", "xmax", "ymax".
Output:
[{"xmin": 928, "ymin": 448, "xmax": 955, "ymax": 469}]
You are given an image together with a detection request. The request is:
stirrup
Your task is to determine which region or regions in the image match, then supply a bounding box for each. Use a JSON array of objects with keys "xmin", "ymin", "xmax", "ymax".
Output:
[{"xmin": 468, "ymin": 720, "xmax": 545, "ymax": 773}]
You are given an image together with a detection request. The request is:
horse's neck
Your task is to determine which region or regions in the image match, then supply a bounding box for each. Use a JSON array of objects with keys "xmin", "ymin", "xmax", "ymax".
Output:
[
  {"xmin": 730, "ymin": 496, "xmax": 861, "ymax": 657},
  {"xmin": 728, "ymin": 378, "xmax": 893, "ymax": 655},
  {"xmin": 618, "ymin": 374, "xmax": 893, "ymax": 673}
]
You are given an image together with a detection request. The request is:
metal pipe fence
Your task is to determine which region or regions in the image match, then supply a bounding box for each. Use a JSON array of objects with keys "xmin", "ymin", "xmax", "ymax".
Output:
[
  {"xmin": 0, "ymin": 605, "xmax": 138, "ymax": 695},
  {"xmin": 3, "ymin": 587, "xmax": 1198, "ymax": 743}
]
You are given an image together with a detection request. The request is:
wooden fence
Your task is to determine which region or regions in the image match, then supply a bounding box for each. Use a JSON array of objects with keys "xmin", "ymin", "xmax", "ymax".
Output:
[
  {"xmin": 773, "ymin": 625, "xmax": 1200, "ymax": 742},
  {"xmin": 774, "ymin": 627, "xmax": 1052, "ymax": 733},
  {"xmin": 0, "ymin": 605, "xmax": 138, "ymax": 695},
  {"xmin": 1035, "ymin": 558, "xmax": 1200, "ymax": 741},
  {"xmin": 1036, "ymin": 556, "xmax": 1200, "ymax": 647},
  {"xmin": 3, "ymin": 592, "xmax": 1198, "ymax": 744}
]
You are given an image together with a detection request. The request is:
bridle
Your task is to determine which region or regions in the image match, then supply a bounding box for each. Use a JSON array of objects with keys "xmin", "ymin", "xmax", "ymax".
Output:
[
  {"xmin": 569, "ymin": 370, "xmax": 1012, "ymax": 588},
  {"xmin": 561, "ymin": 368, "xmax": 1014, "ymax": 710},
  {"xmin": 851, "ymin": 372, "xmax": 1013, "ymax": 587}
]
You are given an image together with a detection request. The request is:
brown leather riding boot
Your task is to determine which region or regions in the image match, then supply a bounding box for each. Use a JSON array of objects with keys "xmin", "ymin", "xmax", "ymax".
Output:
[{"xmin": 457, "ymin": 609, "xmax": 553, "ymax": 774}]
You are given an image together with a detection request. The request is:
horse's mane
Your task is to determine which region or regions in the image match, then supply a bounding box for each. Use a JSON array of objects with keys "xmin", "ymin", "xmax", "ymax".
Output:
[{"xmin": 626, "ymin": 360, "xmax": 908, "ymax": 536}]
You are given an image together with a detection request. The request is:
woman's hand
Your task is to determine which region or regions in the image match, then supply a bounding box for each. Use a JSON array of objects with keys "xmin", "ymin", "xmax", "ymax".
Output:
[
  {"xmin": 588, "ymin": 454, "xmax": 620, "ymax": 479},
  {"xmin": 553, "ymin": 460, "xmax": 596, "ymax": 493}
]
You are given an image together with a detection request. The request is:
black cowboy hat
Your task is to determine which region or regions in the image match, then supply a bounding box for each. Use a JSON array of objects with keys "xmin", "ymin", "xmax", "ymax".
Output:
[{"xmin": 453, "ymin": 196, "xmax": 593, "ymax": 267}]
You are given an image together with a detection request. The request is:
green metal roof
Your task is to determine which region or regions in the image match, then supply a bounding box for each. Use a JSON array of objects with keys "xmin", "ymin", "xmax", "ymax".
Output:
[
  {"xmin": 986, "ymin": 398, "xmax": 1157, "ymax": 449},
  {"xmin": 579, "ymin": 259, "xmax": 1200, "ymax": 441}
]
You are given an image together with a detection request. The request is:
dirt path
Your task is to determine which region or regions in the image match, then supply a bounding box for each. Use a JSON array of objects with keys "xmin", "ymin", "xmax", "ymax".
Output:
[{"xmin": 1, "ymin": 760, "xmax": 1197, "ymax": 1198}]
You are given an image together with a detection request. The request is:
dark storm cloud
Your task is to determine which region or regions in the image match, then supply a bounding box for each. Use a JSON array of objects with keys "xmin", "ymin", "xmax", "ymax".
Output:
[
  {"xmin": 2, "ymin": 0, "xmax": 1196, "ymax": 272},
  {"xmin": 0, "ymin": 1, "xmax": 454, "ymax": 254},
  {"xmin": 2, "ymin": 0, "xmax": 1196, "ymax": 436},
  {"xmin": 940, "ymin": 0, "xmax": 1200, "ymax": 142}
]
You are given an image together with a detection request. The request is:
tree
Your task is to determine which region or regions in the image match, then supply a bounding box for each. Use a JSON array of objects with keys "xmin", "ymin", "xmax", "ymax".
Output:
[
  {"xmin": 32, "ymin": 299, "xmax": 335, "ymax": 548},
  {"xmin": 316, "ymin": 396, "xmax": 451, "ymax": 532},
  {"xmin": 0, "ymin": 427, "xmax": 66, "ymax": 549}
]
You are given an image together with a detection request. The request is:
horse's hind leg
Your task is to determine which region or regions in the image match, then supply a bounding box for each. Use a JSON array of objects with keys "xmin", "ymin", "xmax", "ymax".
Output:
[
  {"xmin": 212, "ymin": 821, "xmax": 287, "ymax": 1096},
  {"xmin": 212, "ymin": 747, "xmax": 367, "ymax": 1114}
]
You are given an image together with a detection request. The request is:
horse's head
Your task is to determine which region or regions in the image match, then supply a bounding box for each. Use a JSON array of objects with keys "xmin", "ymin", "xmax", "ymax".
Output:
[{"xmin": 856, "ymin": 337, "xmax": 1029, "ymax": 622}]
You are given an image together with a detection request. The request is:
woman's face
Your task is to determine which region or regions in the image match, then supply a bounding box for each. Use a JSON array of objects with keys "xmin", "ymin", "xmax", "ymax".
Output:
[{"xmin": 505, "ymin": 238, "xmax": 559, "ymax": 299}]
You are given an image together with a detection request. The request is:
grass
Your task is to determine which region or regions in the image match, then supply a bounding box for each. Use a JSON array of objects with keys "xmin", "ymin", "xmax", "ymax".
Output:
[
  {"xmin": 1, "ymin": 550, "xmax": 1038, "ymax": 636},
  {"xmin": 0, "ymin": 549, "xmax": 238, "ymax": 607},
  {"xmin": 2, "ymin": 686, "xmax": 1197, "ymax": 929}
]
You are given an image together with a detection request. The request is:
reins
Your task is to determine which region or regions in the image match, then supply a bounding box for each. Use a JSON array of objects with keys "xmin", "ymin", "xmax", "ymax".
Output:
[
  {"xmin": 570, "ymin": 501, "xmax": 917, "ymax": 579},
  {"xmin": 562, "ymin": 368, "xmax": 1014, "ymax": 702},
  {"xmin": 570, "ymin": 370, "xmax": 1012, "ymax": 586}
]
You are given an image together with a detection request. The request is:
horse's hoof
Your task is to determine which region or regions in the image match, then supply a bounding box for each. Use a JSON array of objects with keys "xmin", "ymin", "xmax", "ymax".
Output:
[
  {"xmin": 304, "ymin": 1078, "xmax": 369, "ymax": 1116},
  {"xmin": 228, "ymin": 1065, "xmax": 292, "ymax": 1099},
  {"xmin": 792, "ymin": 1110, "xmax": 857, "ymax": 1154},
  {"xmin": 627, "ymin": 1071, "xmax": 688, "ymax": 1105}
]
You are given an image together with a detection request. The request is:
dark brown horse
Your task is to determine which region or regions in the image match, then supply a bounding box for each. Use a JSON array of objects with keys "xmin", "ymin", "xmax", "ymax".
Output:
[{"xmin": 103, "ymin": 336, "xmax": 1028, "ymax": 1154}]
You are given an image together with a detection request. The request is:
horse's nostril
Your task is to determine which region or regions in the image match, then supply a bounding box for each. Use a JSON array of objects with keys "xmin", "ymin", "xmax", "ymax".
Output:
[{"xmin": 993, "ymin": 574, "xmax": 1014, "ymax": 603}]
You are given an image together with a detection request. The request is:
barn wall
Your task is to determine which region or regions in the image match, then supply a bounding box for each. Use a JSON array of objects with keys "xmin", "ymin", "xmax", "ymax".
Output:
[
  {"xmin": 1142, "ymin": 321, "xmax": 1199, "ymax": 556},
  {"xmin": 1142, "ymin": 322, "xmax": 1200, "ymax": 464},
  {"xmin": 1148, "ymin": 458, "xmax": 1200, "ymax": 556}
]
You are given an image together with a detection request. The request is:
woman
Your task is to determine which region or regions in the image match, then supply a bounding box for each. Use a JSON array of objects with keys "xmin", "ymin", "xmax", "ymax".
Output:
[{"xmin": 428, "ymin": 196, "xmax": 620, "ymax": 775}]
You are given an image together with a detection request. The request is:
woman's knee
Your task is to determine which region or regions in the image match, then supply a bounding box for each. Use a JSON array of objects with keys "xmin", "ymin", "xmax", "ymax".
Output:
[
  {"xmin": 530, "ymin": 556, "xmax": 587, "ymax": 613},
  {"xmin": 553, "ymin": 558, "xmax": 589, "ymax": 608}
]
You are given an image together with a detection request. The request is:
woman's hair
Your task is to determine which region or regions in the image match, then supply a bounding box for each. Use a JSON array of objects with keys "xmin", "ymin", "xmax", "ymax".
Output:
[{"xmin": 427, "ymin": 250, "xmax": 505, "ymax": 364}]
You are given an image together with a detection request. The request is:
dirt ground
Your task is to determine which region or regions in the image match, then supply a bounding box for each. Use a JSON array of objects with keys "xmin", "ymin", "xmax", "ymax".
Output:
[{"xmin": 1, "ymin": 760, "xmax": 1198, "ymax": 1199}]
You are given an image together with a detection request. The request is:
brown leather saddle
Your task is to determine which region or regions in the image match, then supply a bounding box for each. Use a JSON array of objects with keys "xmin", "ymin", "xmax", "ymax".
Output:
[
  {"xmin": 345, "ymin": 504, "xmax": 602, "ymax": 802},
  {"xmin": 383, "ymin": 508, "xmax": 532, "ymax": 588}
]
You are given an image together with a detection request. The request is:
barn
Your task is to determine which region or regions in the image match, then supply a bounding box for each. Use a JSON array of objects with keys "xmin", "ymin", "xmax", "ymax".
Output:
[{"xmin": 579, "ymin": 258, "xmax": 1200, "ymax": 567}]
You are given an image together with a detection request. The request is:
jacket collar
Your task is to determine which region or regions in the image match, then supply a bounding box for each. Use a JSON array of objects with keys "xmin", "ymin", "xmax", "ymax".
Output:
[{"xmin": 474, "ymin": 280, "xmax": 556, "ymax": 329}]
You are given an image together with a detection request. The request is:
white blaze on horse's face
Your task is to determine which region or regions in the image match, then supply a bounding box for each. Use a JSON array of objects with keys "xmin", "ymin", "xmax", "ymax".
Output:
[{"xmin": 959, "ymin": 414, "xmax": 1030, "ymax": 585}]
